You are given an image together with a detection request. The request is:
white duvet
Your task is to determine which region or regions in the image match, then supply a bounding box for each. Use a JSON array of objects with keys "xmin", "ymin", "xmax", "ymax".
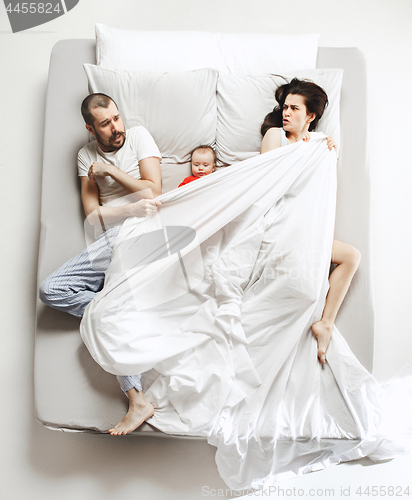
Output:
[{"xmin": 81, "ymin": 135, "xmax": 411, "ymax": 489}]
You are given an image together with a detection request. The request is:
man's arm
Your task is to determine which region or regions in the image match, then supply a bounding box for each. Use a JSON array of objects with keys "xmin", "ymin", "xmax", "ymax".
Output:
[
  {"xmin": 87, "ymin": 156, "xmax": 162, "ymax": 198},
  {"xmin": 80, "ymin": 177, "xmax": 160, "ymax": 227}
]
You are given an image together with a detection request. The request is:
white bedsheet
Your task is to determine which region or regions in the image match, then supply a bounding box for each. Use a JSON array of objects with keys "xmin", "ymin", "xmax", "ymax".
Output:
[{"xmin": 80, "ymin": 135, "xmax": 410, "ymax": 489}]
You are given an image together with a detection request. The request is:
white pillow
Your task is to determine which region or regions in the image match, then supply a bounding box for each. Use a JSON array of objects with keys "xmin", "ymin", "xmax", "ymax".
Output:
[
  {"xmin": 96, "ymin": 24, "xmax": 319, "ymax": 75},
  {"xmin": 84, "ymin": 64, "xmax": 218, "ymax": 162},
  {"xmin": 217, "ymin": 33, "xmax": 319, "ymax": 75},
  {"xmin": 96, "ymin": 25, "xmax": 218, "ymax": 72},
  {"xmin": 216, "ymin": 69, "xmax": 343, "ymax": 163}
]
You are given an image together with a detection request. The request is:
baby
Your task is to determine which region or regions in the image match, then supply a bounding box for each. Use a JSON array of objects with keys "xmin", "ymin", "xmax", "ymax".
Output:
[{"xmin": 178, "ymin": 145, "xmax": 217, "ymax": 187}]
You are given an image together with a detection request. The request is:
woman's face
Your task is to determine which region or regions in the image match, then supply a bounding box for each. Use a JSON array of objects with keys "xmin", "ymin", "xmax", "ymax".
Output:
[{"xmin": 282, "ymin": 94, "xmax": 314, "ymax": 134}]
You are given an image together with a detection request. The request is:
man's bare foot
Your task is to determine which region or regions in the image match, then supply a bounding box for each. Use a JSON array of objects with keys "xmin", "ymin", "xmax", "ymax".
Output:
[
  {"xmin": 109, "ymin": 388, "xmax": 154, "ymax": 435},
  {"xmin": 311, "ymin": 320, "xmax": 333, "ymax": 364}
]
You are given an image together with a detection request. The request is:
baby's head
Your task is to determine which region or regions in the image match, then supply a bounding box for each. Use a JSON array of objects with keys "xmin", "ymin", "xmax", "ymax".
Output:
[{"xmin": 190, "ymin": 145, "xmax": 216, "ymax": 178}]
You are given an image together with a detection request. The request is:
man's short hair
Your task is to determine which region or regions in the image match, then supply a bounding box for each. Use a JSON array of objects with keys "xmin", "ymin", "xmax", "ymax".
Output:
[{"xmin": 81, "ymin": 93, "xmax": 118, "ymax": 126}]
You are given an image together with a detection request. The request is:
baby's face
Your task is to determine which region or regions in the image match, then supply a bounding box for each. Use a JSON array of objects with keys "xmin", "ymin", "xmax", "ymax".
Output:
[{"xmin": 191, "ymin": 150, "xmax": 216, "ymax": 178}]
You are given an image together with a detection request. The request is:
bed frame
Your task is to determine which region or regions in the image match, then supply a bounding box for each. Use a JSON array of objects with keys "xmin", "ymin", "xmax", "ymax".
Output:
[{"xmin": 35, "ymin": 39, "xmax": 372, "ymax": 433}]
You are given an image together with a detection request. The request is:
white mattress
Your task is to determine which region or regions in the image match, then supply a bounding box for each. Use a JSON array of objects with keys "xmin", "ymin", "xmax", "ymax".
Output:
[{"xmin": 35, "ymin": 40, "xmax": 373, "ymax": 433}]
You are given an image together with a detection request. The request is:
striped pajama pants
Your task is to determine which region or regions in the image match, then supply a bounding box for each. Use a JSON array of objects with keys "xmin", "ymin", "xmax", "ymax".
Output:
[{"xmin": 39, "ymin": 226, "xmax": 142, "ymax": 393}]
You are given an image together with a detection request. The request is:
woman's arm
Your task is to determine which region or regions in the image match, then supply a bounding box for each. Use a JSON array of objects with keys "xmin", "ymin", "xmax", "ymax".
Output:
[
  {"xmin": 261, "ymin": 128, "xmax": 312, "ymax": 153},
  {"xmin": 260, "ymin": 128, "xmax": 282, "ymax": 154}
]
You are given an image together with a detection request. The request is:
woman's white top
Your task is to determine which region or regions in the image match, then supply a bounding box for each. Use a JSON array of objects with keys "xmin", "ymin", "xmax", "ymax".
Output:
[{"xmin": 280, "ymin": 127, "xmax": 288, "ymax": 147}]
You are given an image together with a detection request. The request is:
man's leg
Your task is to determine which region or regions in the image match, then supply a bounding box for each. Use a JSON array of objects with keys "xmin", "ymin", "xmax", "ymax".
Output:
[
  {"xmin": 39, "ymin": 226, "xmax": 143, "ymax": 404},
  {"xmin": 109, "ymin": 374, "xmax": 155, "ymax": 435},
  {"xmin": 39, "ymin": 227, "xmax": 121, "ymax": 317}
]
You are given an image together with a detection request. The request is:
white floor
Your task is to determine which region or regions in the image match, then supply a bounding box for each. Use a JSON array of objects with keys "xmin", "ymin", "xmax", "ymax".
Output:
[{"xmin": 237, "ymin": 455, "xmax": 412, "ymax": 499}]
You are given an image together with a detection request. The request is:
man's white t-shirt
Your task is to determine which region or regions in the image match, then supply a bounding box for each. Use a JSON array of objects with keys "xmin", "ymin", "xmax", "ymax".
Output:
[{"xmin": 77, "ymin": 126, "xmax": 161, "ymax": 207}]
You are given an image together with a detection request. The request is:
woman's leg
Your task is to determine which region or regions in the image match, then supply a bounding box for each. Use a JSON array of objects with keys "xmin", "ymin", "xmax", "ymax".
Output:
[{"xmin": 312, "ymin": 239, "xmax": 361, "ymax": 364}]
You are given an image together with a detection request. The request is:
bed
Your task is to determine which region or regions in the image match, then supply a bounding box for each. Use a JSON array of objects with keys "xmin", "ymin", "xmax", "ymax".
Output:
[{"xmin": 35, "ymin": 27, "xmax": 373, "ymax": 445}]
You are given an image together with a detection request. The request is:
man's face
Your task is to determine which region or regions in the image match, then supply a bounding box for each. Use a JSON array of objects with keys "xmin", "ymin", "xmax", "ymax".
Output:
[{"xmin": 87, "ymin": 101, "xmax": 126, "ymax": 153}]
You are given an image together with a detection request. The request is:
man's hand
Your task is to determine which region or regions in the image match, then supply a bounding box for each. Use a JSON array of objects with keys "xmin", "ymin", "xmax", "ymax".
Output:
[
  {"xmin": 326, "ymin": 136, "xmax": 336, "ymax": 151},
  {"xmin": 128, "ymin": 199, "xmax": 162, "ymax": 218},
  {"xmin": 88, "ymin": 162, "xmax": 114, "ymax": 183}
]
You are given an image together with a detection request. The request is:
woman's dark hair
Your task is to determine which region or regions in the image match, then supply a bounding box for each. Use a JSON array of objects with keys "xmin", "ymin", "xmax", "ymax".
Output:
[{"xmin": 261, "ymin": 78, "xmax": 328, "ymax": 137}]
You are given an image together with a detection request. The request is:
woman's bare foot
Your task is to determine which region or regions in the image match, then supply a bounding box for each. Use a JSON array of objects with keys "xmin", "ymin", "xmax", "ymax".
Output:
[
  {"xmin": 311, "ymin": 320, "xmax": 333, "ymax": 364},
  {"xmin": 109, "ymin": 388, "xmax": 154, "ymax": 435}
]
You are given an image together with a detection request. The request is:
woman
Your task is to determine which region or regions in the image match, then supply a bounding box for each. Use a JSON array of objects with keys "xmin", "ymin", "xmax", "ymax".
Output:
[{"xmin": 260, "ymin": 78, "xmax": 361, "ymax": 364}]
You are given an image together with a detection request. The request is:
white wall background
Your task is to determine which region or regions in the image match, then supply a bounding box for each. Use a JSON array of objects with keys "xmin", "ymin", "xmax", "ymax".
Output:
[{"xmin": 1, "ymin": 1, "xmax": 411, "ymax": 499}]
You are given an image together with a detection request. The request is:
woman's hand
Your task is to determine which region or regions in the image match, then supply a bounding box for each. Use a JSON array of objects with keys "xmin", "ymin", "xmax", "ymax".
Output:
[
  {"xmin": 88, "ymin": 162, "xmax": 114, "ymax": 183},
  {"xmin": 302, "ymin": 132, "xmax": 311, "ymax": 142},
  {"xmin": 326, "ymin": 136, "xmax": 336, "ymax": 151}
]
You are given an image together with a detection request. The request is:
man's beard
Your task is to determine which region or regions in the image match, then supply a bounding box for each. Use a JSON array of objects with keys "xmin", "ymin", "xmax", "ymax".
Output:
[{"xmin": 94, "ymin": 129, "xmax": 126, "ymax": 152}]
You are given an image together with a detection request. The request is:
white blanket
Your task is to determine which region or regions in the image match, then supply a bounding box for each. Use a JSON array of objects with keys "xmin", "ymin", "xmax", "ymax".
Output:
[{"xmin": 80, "ymin": 135, "xmax": 409, "ymax": 489}]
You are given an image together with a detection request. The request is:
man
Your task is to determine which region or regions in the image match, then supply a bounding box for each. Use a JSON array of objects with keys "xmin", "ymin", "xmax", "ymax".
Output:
[{"xmin": 39, "ymin": 93, "xmax": 162, "ymax": 435}]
